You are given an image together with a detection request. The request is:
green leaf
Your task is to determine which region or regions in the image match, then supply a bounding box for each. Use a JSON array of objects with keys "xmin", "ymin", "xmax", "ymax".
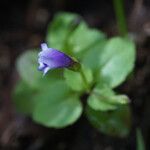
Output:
[
  {"xmin": 83, "ymin": 37, "xmax": 135, "ymax": 88},
  {"xmin": 13, "ymin": 80, "xmax": 35, "ymax": 114},
  {"xmin": 99, "ymin": 37, "xmax": 136, "ymax": 88},
  {"xmin": 14, "ymin": 79, "xmax": 80, "ymax": 126},
  {"xmin": 136, "ymin": 129, "xmax": 145, "ymax": 150},
  {"xmin": 16, "ymin": 50, "xmax": 41, "ymax": 88},
  {"xmin": 13, "ymin": 66, "xmax": 64, "ymax": 114},
  {"xmin": 88, "ymin": 93, "xmax": 117, "ymax": 111},
  {"xmin": 87, "ymin": 85, "xmax": 129, "ymax": 111},
  {"xmin": 86, "ymin": 105, "xmax": 131, "ymax": 137},
  {"xmin": 33, "ymin": 80, "xmax": 82, "ymax": 128},
  {"xmin": 68, "ymin": 22, "xmax": 106, "ymax": 57},
  {"xmin": 46, "ymin": 12, "xmax": 81, "ymax": 52},
  {"xmin": 64, "ymin": 66, "xmax": 93, "ymax": 92},
  {"xmin": 82, "ymin": 40, "xmax": 107, "ymax": 72}
]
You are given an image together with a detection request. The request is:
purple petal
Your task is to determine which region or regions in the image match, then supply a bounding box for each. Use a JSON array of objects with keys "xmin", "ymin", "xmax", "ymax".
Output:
[
  {"xmin": 41, "ymin": 43, "xmax": 48, "ymax": 51},
  {"xmin": 38, "ymin": 43, "xmax": 75, "ymax": 75},
  {"xmin": 38, "ymin": 62, "xmax": 47, "ymax": 71},
  {"xmin": 43, "ymin": 67, "xmax": 50, "ymax": 76}
]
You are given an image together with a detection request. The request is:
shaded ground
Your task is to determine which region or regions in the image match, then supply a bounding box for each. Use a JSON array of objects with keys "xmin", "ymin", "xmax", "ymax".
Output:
[{"xmin": 0, "ymin": 0, "xmax": 150, "ymax": 149}]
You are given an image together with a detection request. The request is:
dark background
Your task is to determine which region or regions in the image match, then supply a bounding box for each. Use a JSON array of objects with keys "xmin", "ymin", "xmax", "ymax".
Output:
[{"xmin": 0, "ymin": 0, "xmax": 150, "ymax": 149}]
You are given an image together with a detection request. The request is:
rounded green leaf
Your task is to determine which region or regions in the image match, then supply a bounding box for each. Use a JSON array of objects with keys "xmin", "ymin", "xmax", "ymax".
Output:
[
  {"xmin": 86, "ymin": 105, "xmax": 131, "ymax": 137},
  {"xmin": 88, "ymin": 94, "xmax": 117, "ymax": 111},
  {"xmin": 33, "ymin": 80, "xmax": 82, "ymax": 128},
  {"xmin": 16, "ymin": 50, "xmax": 41, "ymax": 88},
  {"xmin": 13, "ymin": 71, "xmax": 65, "ymax": 114},
  {"xmin": 68, "ymin": 22, "xmax": 106, "ymax": 57},
  {"xmin": 83, "ymin": 37, "xmax": 136, "ymax": 88},
  {"xmin": 88, "ymin": 85, "xmax": 129, "ymax": 111},
  {"xmin": 99, "ymin": 37, "xmax": 136, "ymax": 88},
  {"xmin": 46, "ymin": 12, "xmax": 81, "ymax": 51}
]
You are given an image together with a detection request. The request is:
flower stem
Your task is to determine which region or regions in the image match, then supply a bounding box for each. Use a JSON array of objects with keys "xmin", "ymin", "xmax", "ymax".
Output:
[
  {"xmin": 113, "ymin": 0, "xmax": 128, "ymax": 36},
  {"xmin": 79, "ymin": 68, "xmax": 90, "ymax": 93}
]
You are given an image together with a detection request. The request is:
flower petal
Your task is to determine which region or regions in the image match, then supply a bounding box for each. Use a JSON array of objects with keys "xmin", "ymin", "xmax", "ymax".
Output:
[
  {"xmin": 41, "ymin": 43, "xmax": 48, "ymax": 51},
  {"xmin": 38, "ymin": 43, "xmax": 76, "ymax": 75},
  {"xmin": 38, "ymin": 62, "xmax": 46, "ymax": 71},
  {"xmin": 43, "ymin": 67, "xmax": 50, "ymax": 76}
]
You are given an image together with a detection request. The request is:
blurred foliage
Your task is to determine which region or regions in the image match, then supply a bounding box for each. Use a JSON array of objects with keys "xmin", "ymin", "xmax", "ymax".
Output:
[
  {"xmin": 86, "ymin": 105, "xmax": 131, "ymax": 137},
  {"xmin": 13, "ymin": 12, "xmax": 135, "ymax": 137}
]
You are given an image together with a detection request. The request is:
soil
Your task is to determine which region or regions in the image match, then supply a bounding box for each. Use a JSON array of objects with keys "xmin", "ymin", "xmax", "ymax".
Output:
[{"xmin": 0, "ymin": 0, "xmax": 150, "ymax": 150}]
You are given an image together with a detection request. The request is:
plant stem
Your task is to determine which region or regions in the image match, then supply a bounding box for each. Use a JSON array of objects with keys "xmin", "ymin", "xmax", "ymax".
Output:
[
  {"xmin": 113, "ymin": 0, "xmax": 128, "ymax": 36},
  {"xmin": 79, "ymin": 68, "xmax": 90, "ymax": 93}
]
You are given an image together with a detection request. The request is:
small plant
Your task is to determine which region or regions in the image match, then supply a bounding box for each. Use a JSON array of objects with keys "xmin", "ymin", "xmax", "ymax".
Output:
[{"xmin": 13, "ymin": 12, "xmax": 135, "ymax": 137}]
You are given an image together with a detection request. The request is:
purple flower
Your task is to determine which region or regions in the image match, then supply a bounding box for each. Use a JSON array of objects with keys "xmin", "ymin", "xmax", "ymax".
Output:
[{"xmin": 38, "ymin": 43, "xmax": 75, "ymax": 75}]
